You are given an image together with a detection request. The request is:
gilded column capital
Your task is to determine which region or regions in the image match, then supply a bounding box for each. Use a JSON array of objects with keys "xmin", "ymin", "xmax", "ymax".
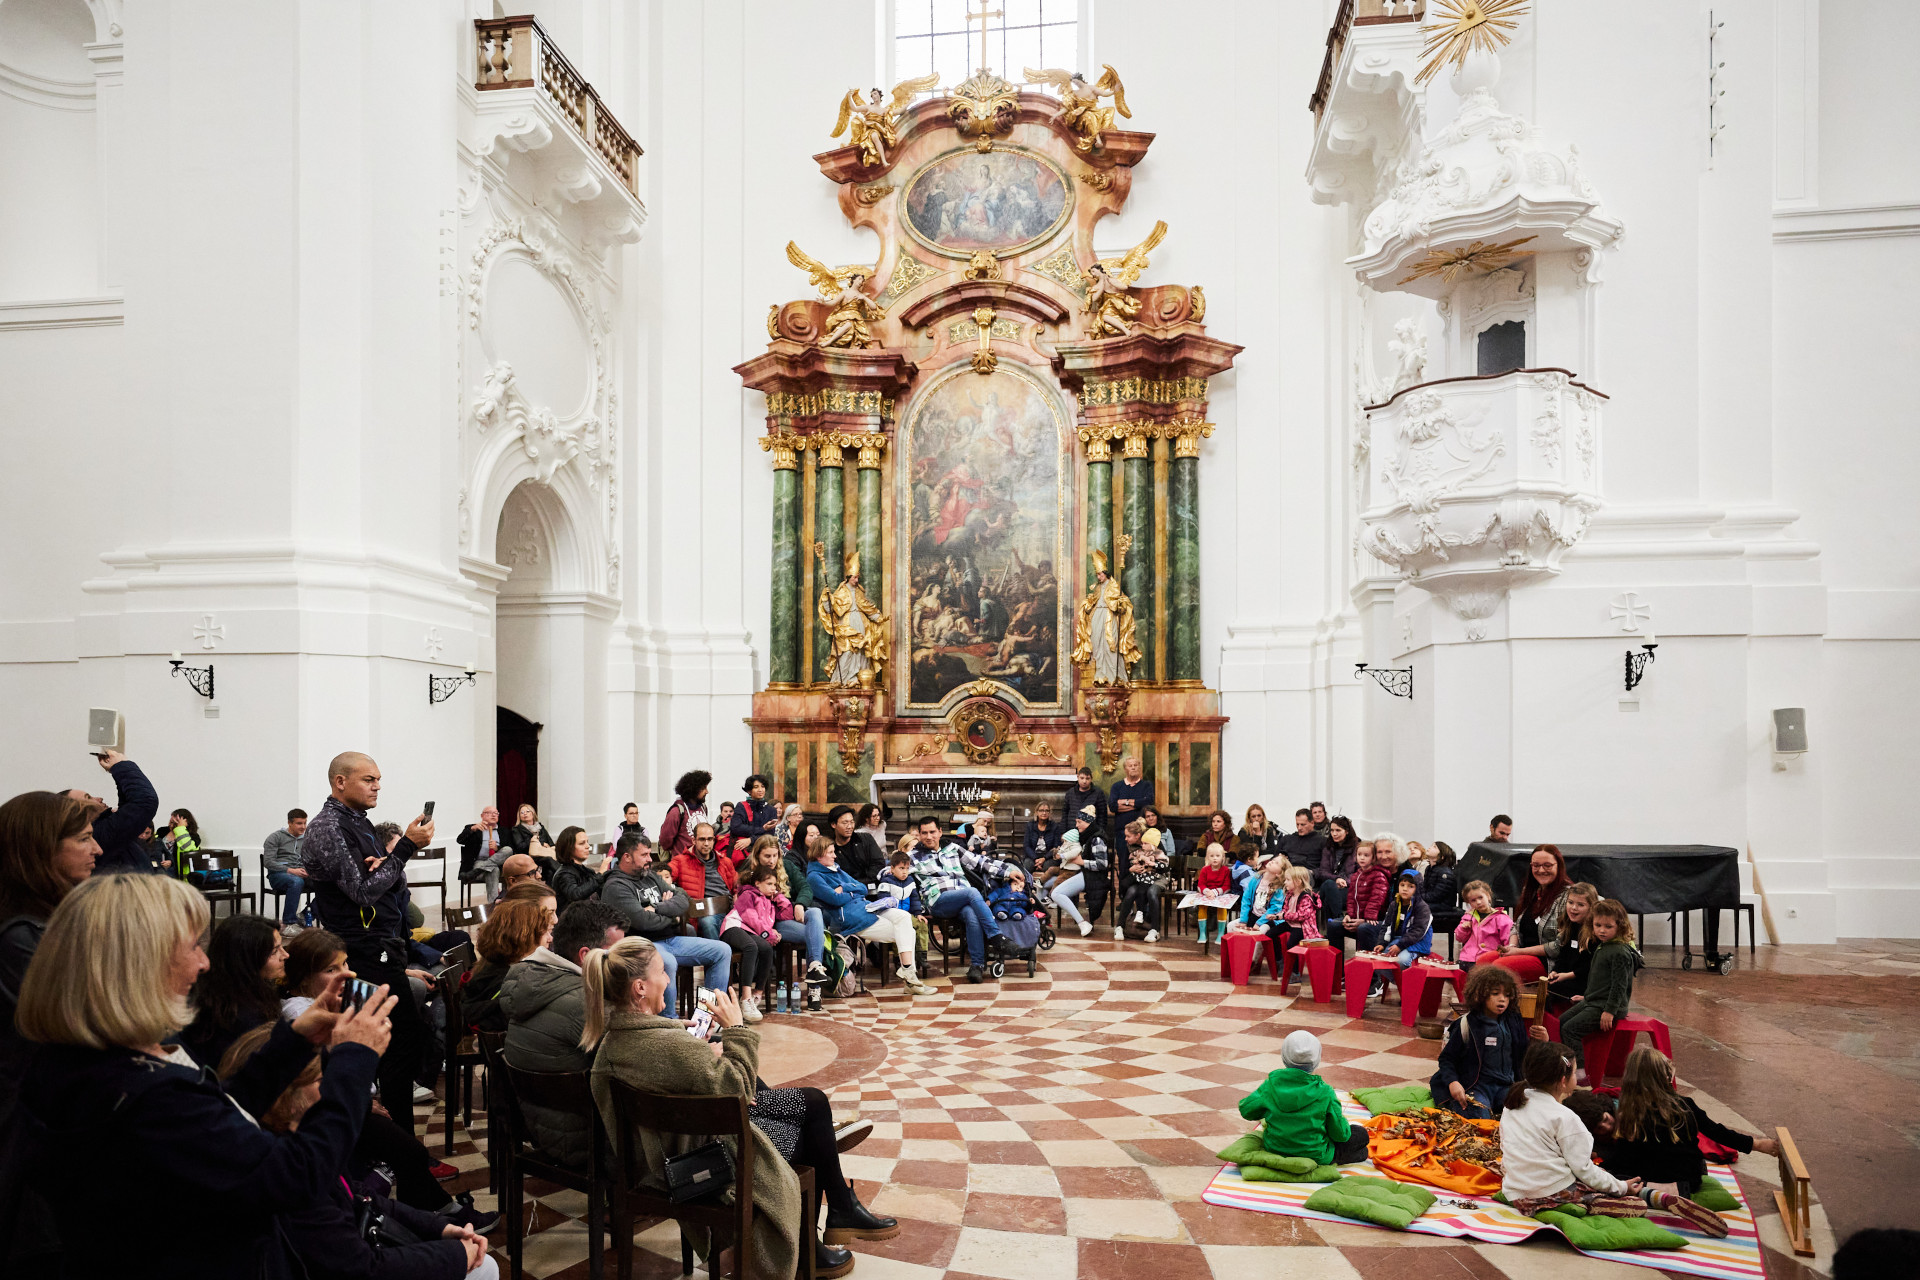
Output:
[
  {"xmin": 760, "ymin": 432, "xmax": 804, "ymax": 470},
  {"xmin": 1077, "ymin": 425, "xmax": 1116, "ymax": 463},
  {"xmin": 1118, "ymin": 422, "xmax": 1154, "ymax": 459},
  {"xmin": 814, "ymin": 432, "xmax": 847, "ymax": 468},
  {"xmin": 847, "ymin": 432, "xmax": 888, "ymax": 469},
  {"xmin": 1163, "ymin": 418, "xmax": 1216, "ymax": 458}
]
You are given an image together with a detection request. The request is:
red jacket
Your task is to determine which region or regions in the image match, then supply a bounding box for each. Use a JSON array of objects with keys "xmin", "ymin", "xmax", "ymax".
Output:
[
  {"xmin": 1348, "ymin": 865, "xmax": 1390, "ymax": 922},
  {"xmin": 669, "ymin": 850, "xmax": 737, "ymax": 901},
  {"xmin": 1197, "ymin": 863, "xmax": 1235, "ymax": 894}
]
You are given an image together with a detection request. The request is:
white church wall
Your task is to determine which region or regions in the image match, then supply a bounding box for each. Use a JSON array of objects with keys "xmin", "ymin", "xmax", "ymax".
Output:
[
  {"xmin": 0, "ymin": 0, "xmax": 101, "ymax": 301},
  {"xmin": 1816, "ymin": 0, "xmax": 1920, "ymax": 209}
]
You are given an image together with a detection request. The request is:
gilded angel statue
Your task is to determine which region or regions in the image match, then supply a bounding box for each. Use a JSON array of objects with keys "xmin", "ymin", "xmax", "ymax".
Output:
[
  {"xmin": 1082, "ymin": 219, "xmax": 1166, "ymax": 339},
  {"xmin": 830, "ymin": 73, "xmax": 940, "ymax": 167},
  {"xmin": 1023, "ymin": 64, "xmax": 1130, "ymax": 152},
  {"xmin": 786, "ymin": 241, "xmax": 887, "ymax": 349}
]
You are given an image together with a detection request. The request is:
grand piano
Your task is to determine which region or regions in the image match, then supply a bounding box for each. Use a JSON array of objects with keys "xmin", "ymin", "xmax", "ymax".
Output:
[{"xmin": 1459, "ymin": 842, "xmax": 1741, "ymax": 972}]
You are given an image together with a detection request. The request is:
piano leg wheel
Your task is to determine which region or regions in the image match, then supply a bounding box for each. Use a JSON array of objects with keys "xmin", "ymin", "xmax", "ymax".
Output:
[{"xmin": 1682, "ymin": 953, "xmax": 1692, "ymax": 971}]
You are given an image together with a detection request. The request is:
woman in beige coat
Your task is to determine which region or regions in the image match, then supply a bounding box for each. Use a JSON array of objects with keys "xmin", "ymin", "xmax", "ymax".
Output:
[{"xmin": 584, "ymin": 937, "xmax": 895, "ymax": 1278}]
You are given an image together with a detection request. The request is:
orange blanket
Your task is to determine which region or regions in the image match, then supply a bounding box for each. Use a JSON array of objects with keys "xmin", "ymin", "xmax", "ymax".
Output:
[{"xmin": 1363, "ymin": 1109, "xmax": 1504, "ymax": 1198}]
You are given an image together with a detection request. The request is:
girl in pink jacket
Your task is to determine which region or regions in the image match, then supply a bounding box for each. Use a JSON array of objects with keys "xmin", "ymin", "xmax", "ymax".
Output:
[
  {"xmin": 1454, "ymin": 879, "xmax": 1514, "ymax": 966},
  {"xmin": 1280, "ymin": 865, "xmax": 1323, "ymax": 941},
  {"xmin": 719, "ymin": 866, "xmax": 796, "ymax": 1022}
]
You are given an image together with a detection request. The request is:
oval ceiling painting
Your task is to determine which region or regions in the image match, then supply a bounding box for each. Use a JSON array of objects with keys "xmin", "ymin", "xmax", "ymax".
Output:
[{"xmin": 902, "ymin": 146, "xmax": 1072, "ymax": 259}]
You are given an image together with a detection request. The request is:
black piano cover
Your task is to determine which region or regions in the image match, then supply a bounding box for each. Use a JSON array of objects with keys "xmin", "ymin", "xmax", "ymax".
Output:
[{"xmin": 1459, "ymin": 843, "xmax": 1739, "ymax": 914}]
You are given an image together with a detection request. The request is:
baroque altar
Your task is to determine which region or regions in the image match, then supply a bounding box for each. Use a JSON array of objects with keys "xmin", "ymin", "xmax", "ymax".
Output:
[{"xmin": 736, "ymin": 66, "xmax": 1240, "ymax": 815}]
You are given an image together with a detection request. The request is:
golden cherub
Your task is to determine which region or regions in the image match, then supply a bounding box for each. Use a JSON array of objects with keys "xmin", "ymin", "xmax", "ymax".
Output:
[
  {"xmin": 785, "ymin": 241, "xmax": 887, "ymax": 349},
  {"xmin": 1082, "ymin": 220, "xmax": 1166, "ymax": 339},
  {"xmin": 1023, "ymin": 65, "xmax": 1130, "ymax": 153},
  {"xmin": 830, "ymin": 73, "xmax": 941, "ymax": 167}
]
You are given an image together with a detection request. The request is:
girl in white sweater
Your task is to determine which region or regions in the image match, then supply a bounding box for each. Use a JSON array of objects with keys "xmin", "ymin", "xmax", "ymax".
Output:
[{"xmin": 1499, "ymin": 1041, "xmax": 1729, "ymax": 1238}]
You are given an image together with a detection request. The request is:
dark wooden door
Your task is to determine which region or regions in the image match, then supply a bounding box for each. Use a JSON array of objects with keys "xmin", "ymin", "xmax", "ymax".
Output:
[{"xmin": 496, "ymin": 706, "xmax": 541, "ymax": 820}]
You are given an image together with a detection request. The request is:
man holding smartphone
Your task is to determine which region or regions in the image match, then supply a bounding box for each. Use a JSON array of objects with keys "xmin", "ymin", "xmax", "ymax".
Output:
[{"xmin": 303, "ymin": 751, "xmax": 435, "ymax": 1133}]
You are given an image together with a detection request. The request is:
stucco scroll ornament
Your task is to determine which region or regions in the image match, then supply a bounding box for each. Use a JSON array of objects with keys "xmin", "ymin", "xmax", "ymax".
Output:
[
  {"xmin": 1023, "ymin": 65, "xmax": 1131, "ymax": 153},
  {"xmin": 1368, "ymin": 391, "xmax": 1507, "ymax": 565},
  {"xmin": 469, "ymin": 360, "xmax": 598, "ymax": 485}
]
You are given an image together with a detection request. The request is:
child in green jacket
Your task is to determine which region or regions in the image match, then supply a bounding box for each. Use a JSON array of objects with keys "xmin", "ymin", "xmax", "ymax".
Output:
[
  {"xmin": 1556, "ymin": 899, "xmax": 1641, "ymax": 1078},
  {"xmin": 1238, "ymin": 1031, "xmax": 1370, "ymax": 1166}
]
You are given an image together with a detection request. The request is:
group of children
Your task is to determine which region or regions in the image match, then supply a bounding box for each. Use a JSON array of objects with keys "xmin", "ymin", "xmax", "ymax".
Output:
[{"xmin": 1244, "ymin": 1020, "xmax": 1770, "ymax": 1240}]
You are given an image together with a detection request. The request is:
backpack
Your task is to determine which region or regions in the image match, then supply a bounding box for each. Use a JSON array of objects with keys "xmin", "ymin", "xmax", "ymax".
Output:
[{"xmin": 822, "ymin": 933, "xmax": 857, "ymax": 998}]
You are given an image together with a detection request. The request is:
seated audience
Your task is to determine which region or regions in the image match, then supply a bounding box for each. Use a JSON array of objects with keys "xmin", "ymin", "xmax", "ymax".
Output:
[
  {"xmin": 1499, "ymin": 1041, "xmax": 1727, "ymax": 1236},
  {"xmin": 1192, "ymin": 842, "xmax": 1237, "ymax": 946},
  {"xmin": 504, "ymin": 804, "xmax": 555, "ymax": 865},
  {"xmin": 262, "ymin": 808, "xmax": 311, "ymax": 928},
  {"xmin": 668, "ymin": 822, "xmax": 738, "ymax": 939},
  {"xmin": 164, "ymin": 806, "xmax": 204, "ymax": 877},
  {"xmin": 1542, "ymin": 882, "xmax": 1601, "ymax": 1010},
  {"xmin": 1235, "ymin": 803, "xmax": 1283, "ymax": 866},
  {"xmin": 721, "ymin": 865, "xmax": 794, "ymax": 1023},
  {"xmin": 854, "ymin": 802, "xmax": 888, "ymax": 852},
  {"xmin": 1277, "ymin": 807, "xmax": 1327, "ymax": 875},
  {"xmin": 1316, "ymin": 814, "xmax": 1362, "ymax": 908},
  {"xmin": 876, "ymin": 849, "xmax": 932, "ymax": 968},
  {"xmin": 1324, "ymin": 837, "xmax": 1387, "ymax": 954},
  {"xmin": 1117, "ymin": 826, "xmax": 1169, "ymax": 943},
  {"xmin": 1357, "ymin": 867, "xmax": 1433, "ymax": 998},
  {"xmin": 1228, "ymin": 856, "xmax": 1289, "ymax": 948},
  {"xmin": 1418, "ymin": 840, "xmax": 1461, "ymax": 929},
  {"xmin": 501, "ymin": 900, "xmax": 627, "ymax": 1171},
  {"xmin": 773, "ymin": 803, "xmax": 807, "ymax": 858},
  {"xmin": 1557, "ymin": 900, "xmax": 1641, "ymax": 1074},
  {"xmin": 600, "ymin": 832, "xmax": 732, "ymax": 1011},
  {"xmin": 280, "ymin": 926, "xmax": 349, "ymax": 1020},
  {"xmin": 180, "ymin": 914, "xmax": 289, "ymax": 1069},
  {"xmin": 1454, "ymin": 879, "xmax": 1512, "ymax": 968},
  {"xmin": 17, "ymin": 873, "xmax": 398, "ymax": 1277},
  {"xmin": 492, "ymin": 852, "xmax": 544, "ymax": 901},
  {"xmin": 1278, "ymin": 864, "xmax": 1323, "ymax": 944},
  {"xmin": 550, "ymin": 825, "xmax": 609, "ymax": 907},
  {"xmin": 457, "ymin": 805, "xmax": 509, "ymax": 896},
  {"xmin": 1607, "ymin": 1045, "xmax": 1776, "ymax": 1199},
  {"xmin": 1239, "ymin": 1031, "xmax": 1369, "ymax": 1166},
  {"xmin": 1494, "ymin": 844, "xmax": 1575, "ymax": 983},
  {"xmin": 464, "ymin": 897, "xmax": 556, "ymax": 1035},
  {"xmin": 905, "ymin": 816, "xmax": 1016, "ymax": 983},
  {"xmin": 1139, "ymin": 804, "xmax": 1187, "ymax": 857},
  {"xmin": 828, "ymin": 804, "xmax": 886, "ymax": 885},
  {"xmin": 746, "ymin": 836, "xmax": 829, "ymax": 1005},
  {"xmin": 729, "ymin": 774, "xmax": 779, "ymax": 848},
  {"xmin": 582, "ymin": 937, "xmax": 894, "ymax": 1279},
  {"xmin": 807, "ymin": 836, "xmax": 930, "ymax": 995},
  {"xmin": 617, "ymin": 802, "xmax": 647, "ymax": 840},
  {"xmin": 1067, "ymin": 805, "xmax": 1114, "ymax": 923},
  {"xmin": 218, "ymin": 1023, "xmax": 493, "ymax": 1280}
]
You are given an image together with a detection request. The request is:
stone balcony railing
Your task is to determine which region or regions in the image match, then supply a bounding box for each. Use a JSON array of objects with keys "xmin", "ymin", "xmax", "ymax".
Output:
[
  {"xmin": 475, "ymin": 16, "xmax": 640, "ymax": 195},
  {"xmin": 1358, "ymin": 368, "xmax": 1605, "ymax": 618}
]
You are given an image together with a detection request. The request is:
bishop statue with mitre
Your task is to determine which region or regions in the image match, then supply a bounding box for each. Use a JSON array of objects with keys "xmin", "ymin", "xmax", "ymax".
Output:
[
  {"xmin": 1071, "ymin": 548, "xmax": 1142, "ymax": 686},
  {"xmin": 818, "ymin": 550, "xmax": 890, "ymax": 689}
]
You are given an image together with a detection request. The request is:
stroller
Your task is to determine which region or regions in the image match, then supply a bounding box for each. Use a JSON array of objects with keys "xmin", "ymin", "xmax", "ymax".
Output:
[{"xmin": 977, "ymin": 869, "xmax": 1056, "ymax": 978}]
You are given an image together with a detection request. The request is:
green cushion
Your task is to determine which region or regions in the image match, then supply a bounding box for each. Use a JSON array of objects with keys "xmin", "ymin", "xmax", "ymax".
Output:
[
  {"xmin": 1240, "ymin": 1162, "xmax": 1340, "ymax": 1183},
  {"xmin": 1303, "ymin": 1176, "xmax": 1437, "ymax": 1230},
  {"xmin": 1691, "ymin": 1175, "xmax": 1739, "ymax": 1212},
  {"xmin": 1215, "ymin": 1135, "xmax": 1337, "ymax": 1180},
  {"xmin": 1350, "ymin": 1083, "xmax": 1435, "ymax": 1116},
  {"xmin": 1535, "ymin": 1209, "xmax": 1687, "ymax": 1251}
]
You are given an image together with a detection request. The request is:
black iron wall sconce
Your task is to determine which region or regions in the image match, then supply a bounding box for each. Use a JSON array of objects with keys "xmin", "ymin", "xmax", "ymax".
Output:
[
  {"xmin": 429, "ymin": 668, "xmax": 478, "ymax": 704},
  {"xmin": 1624, "ymin": 643, "xmax": 1657, "ymax": 692},
  {"xmin": 168, "ymin": 652, "xmax": 214, "ymax": 699},
  {"xmin": 1355, "ymin": 663, "xmax": 1414, "ymax": 699}
]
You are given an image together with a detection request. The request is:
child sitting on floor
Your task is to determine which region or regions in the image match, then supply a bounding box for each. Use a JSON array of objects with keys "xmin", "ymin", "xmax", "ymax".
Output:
[
  {"xmin": 1117, "ymin": 827, "xmax": 1170, "ymax": 943},
  {"xmin": 1193, "ymin": 842, "xmax": 1238, "ymax": 946},
  {"xmin": 1607, "ymin": 1046, "xmax": 1777, "ymax": 1195},
  {"xmin": 1556, "ymin": 898, "xmax": 1641, "ymax": 1076},
  {"xmin": 1325, "ymin": 840, "xmax": 1387, "ymax": 953},
  {"xmin": 1453, "ymin": 879, "xmax": 1512, "ymax": 968},
  {"xmin": 1238, "ymin": 1030, "xmax": 1370, "ymax": 1166},
  {"xmin": 1500, "ymin": 1041, "xmax": 1728, "ymax": 1237},
  {"xmin": 1430, "ymin": 964, "xmax": 1548, "ymax": 1117}
]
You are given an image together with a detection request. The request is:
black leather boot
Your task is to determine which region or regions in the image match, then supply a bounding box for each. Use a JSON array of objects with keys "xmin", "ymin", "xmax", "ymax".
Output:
[
  {"xmin": 823, "ymin": 1195, "xmax": 900, "ymax": 1243},
  {"xmin": 815, "ymin": 1237, "xmax": 855, "ymax": 1277}
]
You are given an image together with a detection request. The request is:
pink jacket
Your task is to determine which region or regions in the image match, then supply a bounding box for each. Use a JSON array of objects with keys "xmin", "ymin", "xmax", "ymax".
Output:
[
  {"xmin": 1454, "ymin": 907, "xmax": 1513, "ymax": 963},
  {"xmin": 1347, "ymin": 866, "xmax": 1389, "ymax": 923},
  {"xmin": 723, "ymin": 884, "xmax": 793, "ymax": 940},
  {"xmin": 1281, "ymin": 888, "xmax": 1323, "ymax": 940}
]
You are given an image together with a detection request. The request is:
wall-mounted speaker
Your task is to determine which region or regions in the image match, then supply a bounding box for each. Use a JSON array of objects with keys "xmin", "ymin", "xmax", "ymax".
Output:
[
  {"xmin": 87, "ymin": 708, "xmax": 124, "ymax": 754},
  {"xmin": 1772, "ymin": 708, "xmax": 1807, "ymax": 755}
]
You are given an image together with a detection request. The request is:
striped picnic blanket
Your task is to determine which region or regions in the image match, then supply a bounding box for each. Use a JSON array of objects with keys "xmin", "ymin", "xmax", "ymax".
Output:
[{"xmin": 1201, "ymin": 1093, "xmax": 1766, "ymax": 1280}]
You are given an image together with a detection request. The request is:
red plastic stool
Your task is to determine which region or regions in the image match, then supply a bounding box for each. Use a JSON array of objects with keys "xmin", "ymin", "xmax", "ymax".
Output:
[
  {"xmin": 1397, "ymin": 961, "xmax": 1466, "ymax": 1028},
  {"xmin": 1584, "ymin": 1015, "xmax": 1674, "ymax": 1084},
  {"xmin": 1284, "ymin": 944, "xmax": 1343, "ymax": 1003},
  {"xmin": 1219, "ymin": 932, "xmax": 1279, "ymax": 986},
  {"xmin": 1344, "ymin": 955, "xmax": 1400, "ymax": 1018}
]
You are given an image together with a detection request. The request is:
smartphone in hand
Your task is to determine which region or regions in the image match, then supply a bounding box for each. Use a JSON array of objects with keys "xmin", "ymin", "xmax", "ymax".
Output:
[{"xmin": 423, "ymin": 800, "xmax": 436, "ymax": 820}]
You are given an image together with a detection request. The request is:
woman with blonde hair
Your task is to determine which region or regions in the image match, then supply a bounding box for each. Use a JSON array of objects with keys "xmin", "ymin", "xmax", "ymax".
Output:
[
  {"xmin": 18, "ymin": 872, "xmax": 398, "ymax": 1278},
  {"xmin": 1235, "ymin": 803, "xmax": 1283, "ymax": 866},
  {"xmin": 583, "ymin": 937, "xmax": 893, "ymax": 1278}
]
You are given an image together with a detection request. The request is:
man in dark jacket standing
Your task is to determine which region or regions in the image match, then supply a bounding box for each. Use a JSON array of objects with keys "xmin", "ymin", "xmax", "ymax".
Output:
[
  {"xmin": 1063, "ymin": 767, "xmax": 1107, "ymax": 836},
  {"xmin": 304, "ymin": 750, "xmax": 434, "ymax": 1132},
  {"xmin": 65, "ymin": 749, "xmax": 159, "ymax": 875}
]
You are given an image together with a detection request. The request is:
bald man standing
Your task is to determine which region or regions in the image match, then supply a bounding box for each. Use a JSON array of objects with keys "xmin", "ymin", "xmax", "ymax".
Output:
[{"xmin": 306, "ymin": 751, "xmax": 435, "ymax": 1131}]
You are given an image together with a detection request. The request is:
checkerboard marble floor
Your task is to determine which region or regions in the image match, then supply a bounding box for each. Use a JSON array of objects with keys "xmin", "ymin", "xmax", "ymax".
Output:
[{"xmin": 423, "ymin": 933, "xmax": 1846, "ymax": 1280}]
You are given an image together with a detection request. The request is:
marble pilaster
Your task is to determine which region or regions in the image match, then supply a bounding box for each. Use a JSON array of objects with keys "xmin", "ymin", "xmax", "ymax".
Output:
[{"xmin": 812, "ymin": 437, "xmax": 846, "ymax": 684}]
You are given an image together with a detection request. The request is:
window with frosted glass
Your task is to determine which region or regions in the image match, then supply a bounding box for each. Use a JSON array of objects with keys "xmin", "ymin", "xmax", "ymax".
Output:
[{"xmin": 894, "ymin": 0, "xmax": 1079, "ymax": 92}]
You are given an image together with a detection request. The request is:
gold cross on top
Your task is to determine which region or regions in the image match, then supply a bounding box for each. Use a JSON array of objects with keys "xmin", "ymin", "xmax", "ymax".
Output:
[{"xmin": 966, "ymin": 1, "xmax": 1003, "ymax": 73}]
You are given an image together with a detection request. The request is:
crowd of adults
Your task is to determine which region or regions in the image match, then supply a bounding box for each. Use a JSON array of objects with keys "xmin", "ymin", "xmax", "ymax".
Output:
[{"xmin": 0, "ymin": 743, "xmax": 1558, "ymax": 1279}]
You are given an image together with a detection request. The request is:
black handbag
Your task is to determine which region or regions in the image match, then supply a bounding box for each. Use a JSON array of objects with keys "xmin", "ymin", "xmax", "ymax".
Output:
[
  {"xmin": 353, "ymin": 1195, "xmax": 424, "ymax": 1249},
  {"xmin": 663, "ymin": 1141, "xmax": 735, "ymax": 1203}
]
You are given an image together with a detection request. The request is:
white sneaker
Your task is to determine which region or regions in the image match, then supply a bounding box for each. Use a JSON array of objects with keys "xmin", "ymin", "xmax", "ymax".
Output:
[
  {"xmin": 1078, "ymin": 920, "xmax": 1093, "ymax": 937},
  {"xmin": 412, "ymin": 1084, "xmax": 435, "ymax": 1104},
  {"xmin": 1114, "ymin": 927, "xmax": 1125, "ymax": 940},
  {"xmin": 1145, "ymin": 930, "xmax": 1159, "ymax": 943},
  {"xmin": 1132, "ymin": 911, "xmax": 1144, "ymax": 924},
  {"xmin": 741, "ymin": 995, "xmax": 764, "ymax": 1024},
  {"xmin": 898, "ymin": 967, "xmax": 935, "ymax": 996}
]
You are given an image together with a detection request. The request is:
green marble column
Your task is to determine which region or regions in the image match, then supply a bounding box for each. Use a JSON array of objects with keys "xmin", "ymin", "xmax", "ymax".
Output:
[
  {"xmin": 812, "ymin": 443, "xmax": 845, "ymax": 684},
  {"xmin": 1121, "ymin": 445, "xmax": 1154, "ymax": 681},
  {"xmin": 856, "ymin": 445, "xmax": 883, "ymax": 606},
  {"xmin": 1085, "ymin": 438, "xmax": 1113, "ymax": 592},
  {"xmin": 1169, "ymin": 450, "xmax": 1201, "ymax": 681},
  {"xmin": 768, "ymin": 459, "xmax": 801, "ymax": 685}
]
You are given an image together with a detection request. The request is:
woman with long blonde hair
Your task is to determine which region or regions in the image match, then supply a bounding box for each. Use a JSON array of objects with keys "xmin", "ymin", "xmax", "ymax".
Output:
[
  {"xmin": 17, "ymin": 873, "xmax": 398, "ymax": 1277},
  {"xmin": 583, "ymin": 937, "xmax": 893, "ymax": 1277}
]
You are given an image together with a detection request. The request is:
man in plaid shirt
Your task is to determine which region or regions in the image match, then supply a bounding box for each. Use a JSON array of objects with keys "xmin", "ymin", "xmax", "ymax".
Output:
[{"xmin": 906, "ymin": 814, "xmax": 1016, "ymax": 984}]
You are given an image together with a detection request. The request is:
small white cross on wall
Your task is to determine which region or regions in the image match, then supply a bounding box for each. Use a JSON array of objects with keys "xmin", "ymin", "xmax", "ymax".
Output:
[
  {"xmin": 425, "ymin": 628, "xmax": 446, "ymax": 662},
  {"xmin": 192, "ymin": 614, "xmax": 226, "ymax": 650},
  {"xmin": 1609, "ymin": 591, "xmax": 1651, "ymax": 634}
]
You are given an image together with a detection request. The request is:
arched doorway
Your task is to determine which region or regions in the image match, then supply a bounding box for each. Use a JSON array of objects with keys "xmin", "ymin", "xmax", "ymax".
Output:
[{"xmin": 496, "ymin": 706, "xmax": 540, "ymax": 819}]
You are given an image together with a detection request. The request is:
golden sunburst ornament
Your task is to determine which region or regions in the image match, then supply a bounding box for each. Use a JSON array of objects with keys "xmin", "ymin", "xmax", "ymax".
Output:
[
  {"xmin": 1416, "ymin": 0, "xmax": 1530, "ymax": 86},
  {"xmin": 1397, "ymin": 236, "xmax": 1537, "ymax": 286}
]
